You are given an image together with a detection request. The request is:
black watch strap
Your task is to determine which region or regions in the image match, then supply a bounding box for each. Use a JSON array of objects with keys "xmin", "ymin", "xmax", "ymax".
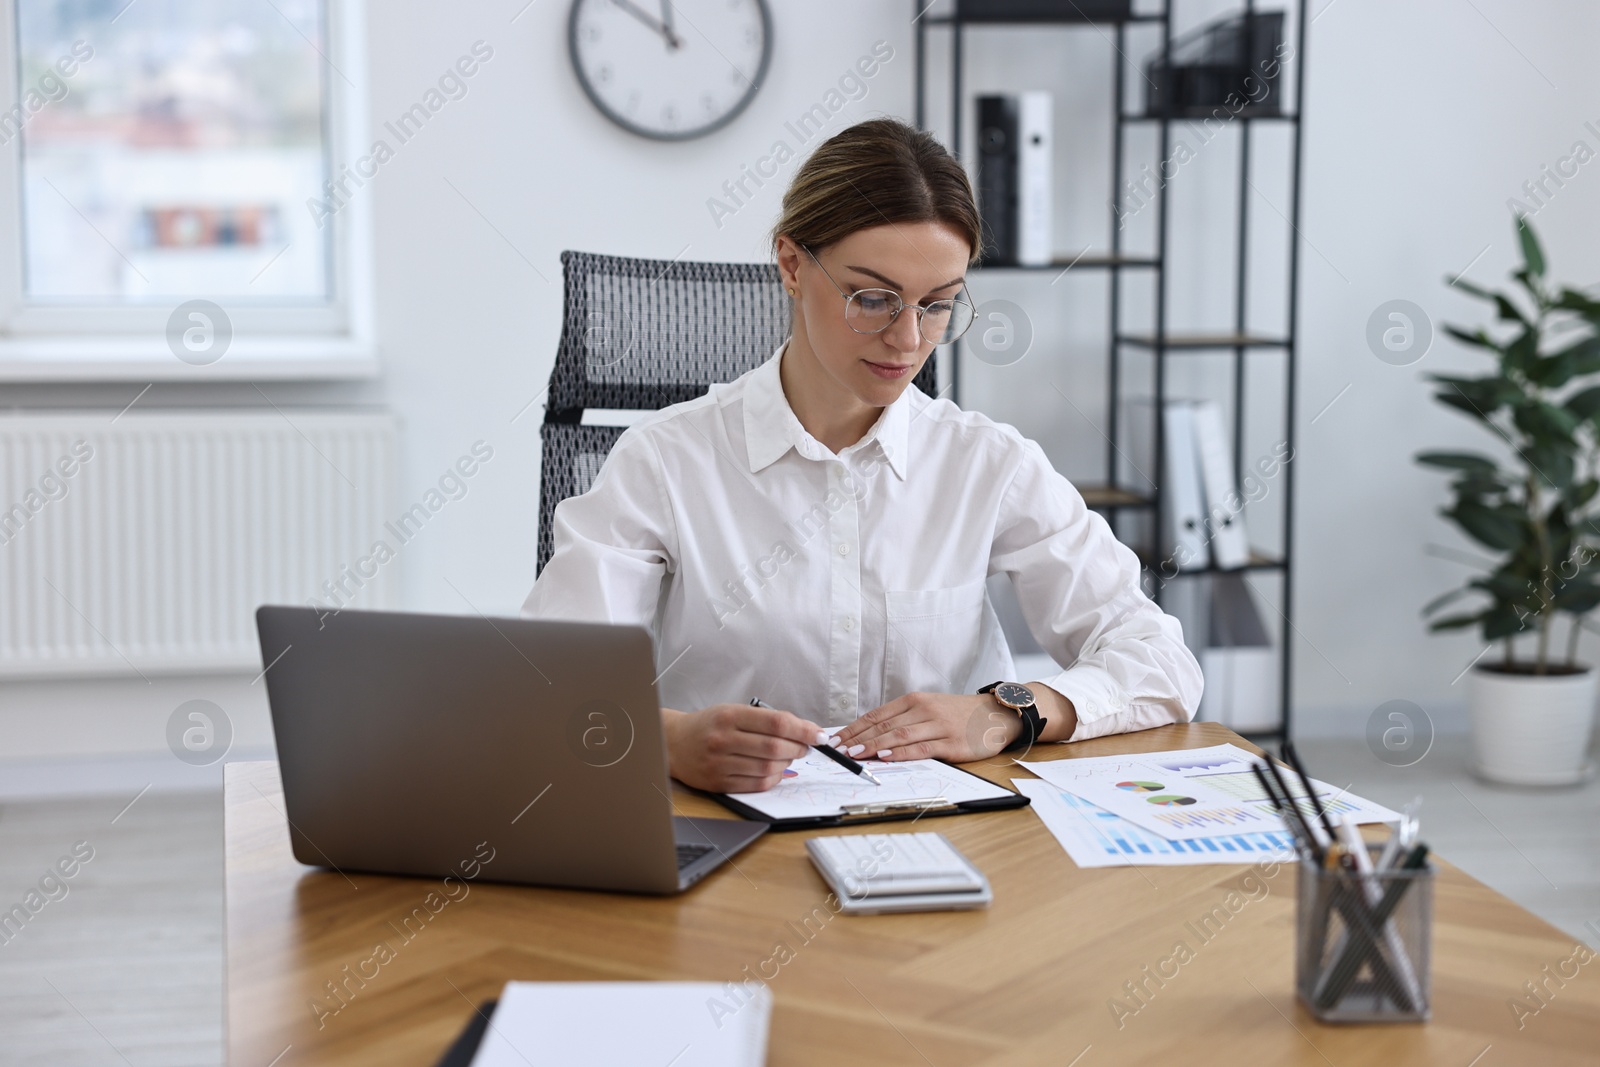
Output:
[{"xmin": 979, "ymin": 681, "xmax": 1047, "ymax": 752}]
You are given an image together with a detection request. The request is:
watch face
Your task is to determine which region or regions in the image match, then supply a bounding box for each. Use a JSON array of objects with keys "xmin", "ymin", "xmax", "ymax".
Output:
[{"xmin": 994, "ymin": 682, "xmax": 1034, "ymax": 709}]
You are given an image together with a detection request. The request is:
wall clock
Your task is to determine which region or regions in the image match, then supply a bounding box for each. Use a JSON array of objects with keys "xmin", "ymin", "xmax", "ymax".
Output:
[{"xmin": 568, "ymin": 0, "xmax": 772, "ymax": 141}]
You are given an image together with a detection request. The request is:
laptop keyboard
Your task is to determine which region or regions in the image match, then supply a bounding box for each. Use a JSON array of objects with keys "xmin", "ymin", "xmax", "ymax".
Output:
[{"xmin": 675, "ymin": 842, "xmax": 715, "ymax": 870}]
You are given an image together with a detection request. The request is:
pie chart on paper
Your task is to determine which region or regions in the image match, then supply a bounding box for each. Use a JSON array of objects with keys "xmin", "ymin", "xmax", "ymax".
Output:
[
  {"xmin": 1116, "ymin": 780, "xmax": 1165, "ymax": 793},
  {"xmin": 1147, "ymin": 794, "xmax": 1199, "ymax": 807}
]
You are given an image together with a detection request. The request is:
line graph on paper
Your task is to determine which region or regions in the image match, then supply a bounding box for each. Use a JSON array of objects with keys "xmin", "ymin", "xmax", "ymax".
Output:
[{"xmin": 1193, "ymin": 771, "xmax": 1387, "ymax": 822}]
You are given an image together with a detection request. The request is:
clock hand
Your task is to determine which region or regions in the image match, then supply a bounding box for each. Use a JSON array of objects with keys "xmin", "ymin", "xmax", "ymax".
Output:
[
  {"xmin": 658, "ymin": 0, "xmax": 683, "ymax": 50},
  {"xmin": 609, "ymin": 0, "xmax": 679, "ymax": 48}
]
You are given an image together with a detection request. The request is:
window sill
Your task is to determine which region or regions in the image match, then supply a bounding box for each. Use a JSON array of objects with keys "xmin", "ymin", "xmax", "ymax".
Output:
[{"xmin": 0, "ymin": 336, "xmax": 379, "ymax": 382}]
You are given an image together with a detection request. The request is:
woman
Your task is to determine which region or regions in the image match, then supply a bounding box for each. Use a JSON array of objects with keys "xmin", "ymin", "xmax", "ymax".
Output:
[{"xmin": 524, "ymin": 117, "xmax": 1202, "ymax": 793}]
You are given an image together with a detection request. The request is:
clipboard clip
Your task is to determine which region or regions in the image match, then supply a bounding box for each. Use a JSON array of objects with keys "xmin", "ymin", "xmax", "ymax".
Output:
[{"xmin": 838, "ymin": 796, "xmax": 955, "ymax": 818}]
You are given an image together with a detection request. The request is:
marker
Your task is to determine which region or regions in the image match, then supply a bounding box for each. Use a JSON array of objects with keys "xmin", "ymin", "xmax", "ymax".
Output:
[{"xmin": 750, "ymin": 698, "xmax": 882, "ymax": 787}]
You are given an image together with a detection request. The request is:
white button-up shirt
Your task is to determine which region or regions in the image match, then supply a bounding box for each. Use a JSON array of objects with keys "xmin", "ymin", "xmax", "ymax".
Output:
[{"xmin": 522, "ymin": 341, "xmax": 1203, "ymax": 741}]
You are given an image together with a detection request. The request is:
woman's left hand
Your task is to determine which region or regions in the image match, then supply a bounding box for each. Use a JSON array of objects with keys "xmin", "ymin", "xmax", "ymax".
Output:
[{"xmin": 831, "ymin": 692, "xmax": 1023, "ymax": 763}]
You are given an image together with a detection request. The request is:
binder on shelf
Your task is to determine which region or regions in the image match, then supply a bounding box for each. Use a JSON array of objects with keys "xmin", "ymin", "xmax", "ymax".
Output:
[
  {"xmin": 1145, "ymin": 11, "xmax": 1286, "ymax": 117},
  {"xmin": 1198, "ymin": 573, "xmax": 1280, "ymax": 732},
  {"xmin": 1016, "ymin": 91, "xmax": 1052, "ymax": 266},
  {"xmin": 1190, "ymin": 399, "xmax": 1251, "ymax": 569},
  {"xmin": 1163, "ymin": 401, "xmax": 1210, "ymax": 572},
  {"xmin": 976, "ymin": 95, "xmax": 1017, "ymax": 265}
]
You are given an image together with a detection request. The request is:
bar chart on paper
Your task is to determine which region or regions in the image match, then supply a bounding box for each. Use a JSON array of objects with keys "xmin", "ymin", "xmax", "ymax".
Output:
[
  {"xmin": 1019, "ymin": 744, "xmax": 1400, "ymax": 841},
  {"xmin": 1013, "ymin": 780, "xmax": 1296, "ymax": 868}
]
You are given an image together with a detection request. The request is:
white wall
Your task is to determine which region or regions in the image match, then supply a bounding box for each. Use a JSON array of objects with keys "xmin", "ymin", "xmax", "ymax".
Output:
[{"xmin": 5, "ymin": 0, "xmax": 1600, "ymax": 775}]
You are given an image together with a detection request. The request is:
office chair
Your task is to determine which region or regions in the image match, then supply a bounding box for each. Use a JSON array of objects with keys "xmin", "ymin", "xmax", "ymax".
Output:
[{"xmin": 537, "ymin": 250, "xmax": 939, "ymax": 574}]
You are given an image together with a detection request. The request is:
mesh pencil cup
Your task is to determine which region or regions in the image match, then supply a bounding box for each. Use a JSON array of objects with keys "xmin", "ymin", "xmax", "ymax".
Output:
[{"xmin": 1294, "ymin": 845, "xmax": 1433, "ymax": 1023}]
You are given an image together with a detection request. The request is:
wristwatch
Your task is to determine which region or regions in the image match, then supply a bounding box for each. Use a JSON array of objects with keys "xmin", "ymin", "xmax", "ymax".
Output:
[{"xmin": 979, "ymin": 681, "xmax": 1048, "ymax": 752}]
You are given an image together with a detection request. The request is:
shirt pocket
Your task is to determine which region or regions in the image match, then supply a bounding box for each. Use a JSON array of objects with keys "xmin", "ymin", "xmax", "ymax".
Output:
[{"xmin": 882, "ymin": 577, "xmax": 1001, "ymax": 698}]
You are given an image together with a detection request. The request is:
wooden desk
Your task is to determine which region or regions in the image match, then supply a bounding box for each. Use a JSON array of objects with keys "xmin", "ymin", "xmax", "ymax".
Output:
[{"xmin": 226, "ymin": 722, "xmax": 1600, "ymax": 1065}]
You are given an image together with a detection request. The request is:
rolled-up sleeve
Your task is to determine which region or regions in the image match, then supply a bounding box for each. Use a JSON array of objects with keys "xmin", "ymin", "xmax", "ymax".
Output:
[
  {"xmin": 521, "ymin": 426, "xmax": 678, "ymax": 628},
  {"xmin": 989, "ymin": 438, "xmax": 1204, "ymax": 741}
]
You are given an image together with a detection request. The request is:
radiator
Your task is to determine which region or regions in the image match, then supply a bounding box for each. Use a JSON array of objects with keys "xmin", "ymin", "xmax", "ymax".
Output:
[{"xmin": 0, "ymin": 410, "xmax": 397, "ymax": 678}]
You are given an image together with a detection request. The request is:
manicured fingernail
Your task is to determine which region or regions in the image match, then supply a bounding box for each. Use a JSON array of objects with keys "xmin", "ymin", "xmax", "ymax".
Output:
[
  {"xmin": 847, "ymin": 745, "xmax": 866, "ymax": 757},
  {"xmin": 815, "ymin": 731, "xmax": 830, "ymax": 744},
  {"xmin": 826, "ymin": 735, "xmax": 842, "ymax": 747},
  {"xmin": 877, "ymin": 749, "xmax": 892, "ymax": 759}
]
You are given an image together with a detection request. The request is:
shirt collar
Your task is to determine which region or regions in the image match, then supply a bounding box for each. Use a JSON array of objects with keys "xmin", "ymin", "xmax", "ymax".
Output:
[{"xmin": 742, "ymin": 338, "xmax": 911, "ymax": 480}]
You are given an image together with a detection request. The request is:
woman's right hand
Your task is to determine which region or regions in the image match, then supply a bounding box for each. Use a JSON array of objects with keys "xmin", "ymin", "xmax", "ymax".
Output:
[{"xmin": 662, "ymin": 704, "xmax": 826, "ymax": 793}]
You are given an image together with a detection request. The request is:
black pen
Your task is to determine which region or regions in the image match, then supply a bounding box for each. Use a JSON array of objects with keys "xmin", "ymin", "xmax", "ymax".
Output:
[
  {"xmin": 750, "ymin": 698, "xmax": 882, "ymax": 787},
  {"xmin": 1283, "ymin": 742, "xmax": 1340, "ymax": 847}
]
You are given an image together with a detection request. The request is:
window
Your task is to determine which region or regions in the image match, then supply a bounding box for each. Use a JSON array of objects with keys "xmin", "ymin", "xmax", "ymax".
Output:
[{"xmin": 0, "ymin": 0, "xmax": 372, "ymax": 379}]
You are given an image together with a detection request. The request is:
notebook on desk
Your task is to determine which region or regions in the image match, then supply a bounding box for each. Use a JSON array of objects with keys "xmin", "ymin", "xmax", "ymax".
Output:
[
  {"xmin": 701, "ymin": 747, "xmax": 1028, "ymax": 830},
  {"xmin": 435, "ymin": 983, "xmax": 771, "ymax": 1067}
]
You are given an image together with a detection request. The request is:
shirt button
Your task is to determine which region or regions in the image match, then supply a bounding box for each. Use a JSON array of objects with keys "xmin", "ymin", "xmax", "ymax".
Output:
[
  {"xmin": 842, "ymin": 616, "xmax": 856, "ymax": 632},
  {"xmin": 836, "ymin": 543, "xmax": 850, "ymax": 556},
  {"xmin": 836, "ymin": 696, "xmax": 850, "ymax": 711}
]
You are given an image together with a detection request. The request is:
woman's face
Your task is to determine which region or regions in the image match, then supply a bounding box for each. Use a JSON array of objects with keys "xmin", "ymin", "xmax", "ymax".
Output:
[{"xmin": 778, "ymin": 220, "xmax": 971, "ymax": 409}]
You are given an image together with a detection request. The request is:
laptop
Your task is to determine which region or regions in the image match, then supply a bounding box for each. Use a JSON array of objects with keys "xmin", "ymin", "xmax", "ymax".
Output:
[{"xmin": 254, "ymin": 605, "xmax": 767, "ymax": 894}]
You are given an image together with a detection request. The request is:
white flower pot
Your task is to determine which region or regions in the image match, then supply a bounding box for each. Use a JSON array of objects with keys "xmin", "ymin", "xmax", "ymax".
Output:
[{"xmin": 1467, "ymin": 665, "xmax": 1598, "ymax": 786}]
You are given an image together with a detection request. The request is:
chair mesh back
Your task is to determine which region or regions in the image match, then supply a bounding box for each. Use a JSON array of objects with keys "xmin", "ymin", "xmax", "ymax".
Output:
[
  {"xmin": 537, "ymin": 249, "xmax": 939, "ymax": 574},
  {"xmin": 538, "ymin": 422, "xmax": 626, "ymax": 575}
]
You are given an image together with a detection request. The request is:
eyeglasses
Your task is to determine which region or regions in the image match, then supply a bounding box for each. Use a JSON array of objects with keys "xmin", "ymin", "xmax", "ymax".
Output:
[{"xmin": 800, "ymin": 243, "xmax": 976, "ymax": 346}]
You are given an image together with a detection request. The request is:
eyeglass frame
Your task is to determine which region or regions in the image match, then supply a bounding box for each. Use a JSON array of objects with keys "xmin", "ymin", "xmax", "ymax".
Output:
[{"xmin": 797, "ymin": 242, "xmax": 977, "ymax": 346}]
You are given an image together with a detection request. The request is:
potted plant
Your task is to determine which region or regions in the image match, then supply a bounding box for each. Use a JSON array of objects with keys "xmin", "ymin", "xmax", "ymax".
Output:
[{"xmin": 1417, "ymin": 215, "xmax": 1600, "ymax": 785}]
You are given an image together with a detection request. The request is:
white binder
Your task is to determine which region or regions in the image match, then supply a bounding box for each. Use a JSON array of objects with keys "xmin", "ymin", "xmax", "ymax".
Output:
[
  {"xmin": 1190, "ymin": 399, "xmax": 1250, "ymax": 569},
  {"xmin": 1017, "ymin": 91, "xmax": 1052, "ymax": 266},
  {"xmin": 1162, "ymin": 401, "xmax": 1210, "ymax": 571},
  {"xmin": 1200, "ymin": 647, "xmax": 1280, "ymax": 732}
]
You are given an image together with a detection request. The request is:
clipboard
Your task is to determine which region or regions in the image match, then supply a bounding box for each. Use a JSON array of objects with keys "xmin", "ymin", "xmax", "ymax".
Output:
[{"xmin": 694, "ymin": 758, "xmax": 1030, "ymax": 831}]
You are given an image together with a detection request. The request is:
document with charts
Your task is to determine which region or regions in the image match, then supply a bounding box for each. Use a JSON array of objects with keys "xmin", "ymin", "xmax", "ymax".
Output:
[
  {"xmin": 1017, "ymin": 744, "xmax": 1400, "ymax": 842},
  {"xmin": 1013, "ymin": 779, "xmax": 1296, "ymax": 867},
  {"xmin": 728, "ymin": 747, "xmax": 1013, "ymax": 822}
]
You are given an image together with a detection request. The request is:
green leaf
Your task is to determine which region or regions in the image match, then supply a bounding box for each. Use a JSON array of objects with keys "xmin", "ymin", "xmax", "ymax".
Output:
[
  {"xmin": 1544, "ymin": 334, "xmax": 1600, "ymax": 385},
  {"xmin": 1555, "ymin": 287, "xmax": 1600, "ymax": 317},
  {"xmin": 1415, "ymin": 451, "xmax": 1500, "ymax": 472},
  {"xmin": 1443, "ymin": 324, "xmax": 1498, "ymax": 351},
  {"xmin": 1475, "ymin": 569, "xmax": 1544, "ymax": 600},
  {"xmin": 1428, "ymin": 375, "xmax": 1518, "ymax": 420},
  {"xmin": 1564, "ymin": 385, "xmax": 1600, "ymax": 420},
  {"xmin": 1513, "ymin": 400, "xmax": 1579, "ymax": 444},
  {"xmin": 1523, "ymin": 443, "xmax": 1576, "ymax": 489},
  {"xmin": 1447, "ymin": 276, "xmax": 1501, "ymax": 303},
  {"xmin": 1445, "ymin": 501, "xmax": 1526, "ymax": 550},
  {"xmin": 1518, "ymin": 214, "xmax": 1546, "ymax": 278},
  {"xmin": 1493, "ymin": 293, "xmax": 1530, "ymax": 325},
  {"xmin": 1453, "ymin": 475, "xmax": 1508, "ymax": 499},
  {"xmin": 1506, "ymin": 327, "xmax": 1540, "ymax": 374},
  {"xmin": 1485, "ymin": 602, "xmax": 1537, "ymax": 639},
  {"xmin": 1422, "ymin": 586, "xmax": 1475, "ymax": 616},
  {"xmin": 1568, "ymin": 479, "xmax": 1599, "ymax": 510},
  {"xmin": 1427, "ymin": 611, "xmax": 1484, "ymax": 632},
  {"xmin": 1554, "ymin": 580, "xmax": 1600, "ymax": 614}
]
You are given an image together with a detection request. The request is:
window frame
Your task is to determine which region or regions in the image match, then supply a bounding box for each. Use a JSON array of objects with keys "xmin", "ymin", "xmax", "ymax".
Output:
[{"xmin": 0, "ymin": 0, "xmax": 375, "ymax": 382}]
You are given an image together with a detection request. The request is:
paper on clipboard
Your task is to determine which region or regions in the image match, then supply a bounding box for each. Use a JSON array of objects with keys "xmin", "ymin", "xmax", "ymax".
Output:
[{"xmin": 727, "ymin": 747, "xmax": 1013, "ymax": 822}]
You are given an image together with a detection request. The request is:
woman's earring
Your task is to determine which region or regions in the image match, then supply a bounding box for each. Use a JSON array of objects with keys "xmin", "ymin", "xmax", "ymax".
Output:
[{"xmin": 787, "ymin": 288, "xmax": 795, "ymax": 296}]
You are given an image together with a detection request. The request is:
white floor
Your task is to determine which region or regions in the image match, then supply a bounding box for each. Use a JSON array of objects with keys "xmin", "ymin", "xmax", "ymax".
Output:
[
  {"xmin": 0, "ymin": 792, "xmax": 221, "ymax": 1067},
  {"xmin": 0, "ymin": 737, "xmax": 1595, "ymax": 1066},
  {"xmin": 1295, "ymin": 734, "xmax": 1600, "ymax": 949}
]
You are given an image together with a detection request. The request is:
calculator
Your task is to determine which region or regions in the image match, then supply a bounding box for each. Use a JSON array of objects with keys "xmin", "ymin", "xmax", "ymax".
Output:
[{"xmin": 805, "ymin": 832, "xmax": 993, "ymax": 914}]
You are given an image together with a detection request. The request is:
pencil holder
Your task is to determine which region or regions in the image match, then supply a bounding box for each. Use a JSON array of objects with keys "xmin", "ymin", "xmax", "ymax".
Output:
[{"xmin": 1294, "ymin": 846, "xmax": 1433, "ymax": 1023}]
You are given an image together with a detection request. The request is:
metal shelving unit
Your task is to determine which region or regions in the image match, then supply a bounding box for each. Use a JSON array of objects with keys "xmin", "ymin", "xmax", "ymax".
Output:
[{"xmin": 914, "ymin": 0, "xmax": 1307, "ymax": 741}]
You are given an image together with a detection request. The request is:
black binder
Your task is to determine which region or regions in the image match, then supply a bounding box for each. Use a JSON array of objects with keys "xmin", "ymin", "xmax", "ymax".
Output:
[
  {"xmin": 975, "ymin": 94, "xmax": 1018, "ymax": 266},
  {"xmin": 695, "ymin": 761, "xmax": 1030, "ymax": 831}
]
